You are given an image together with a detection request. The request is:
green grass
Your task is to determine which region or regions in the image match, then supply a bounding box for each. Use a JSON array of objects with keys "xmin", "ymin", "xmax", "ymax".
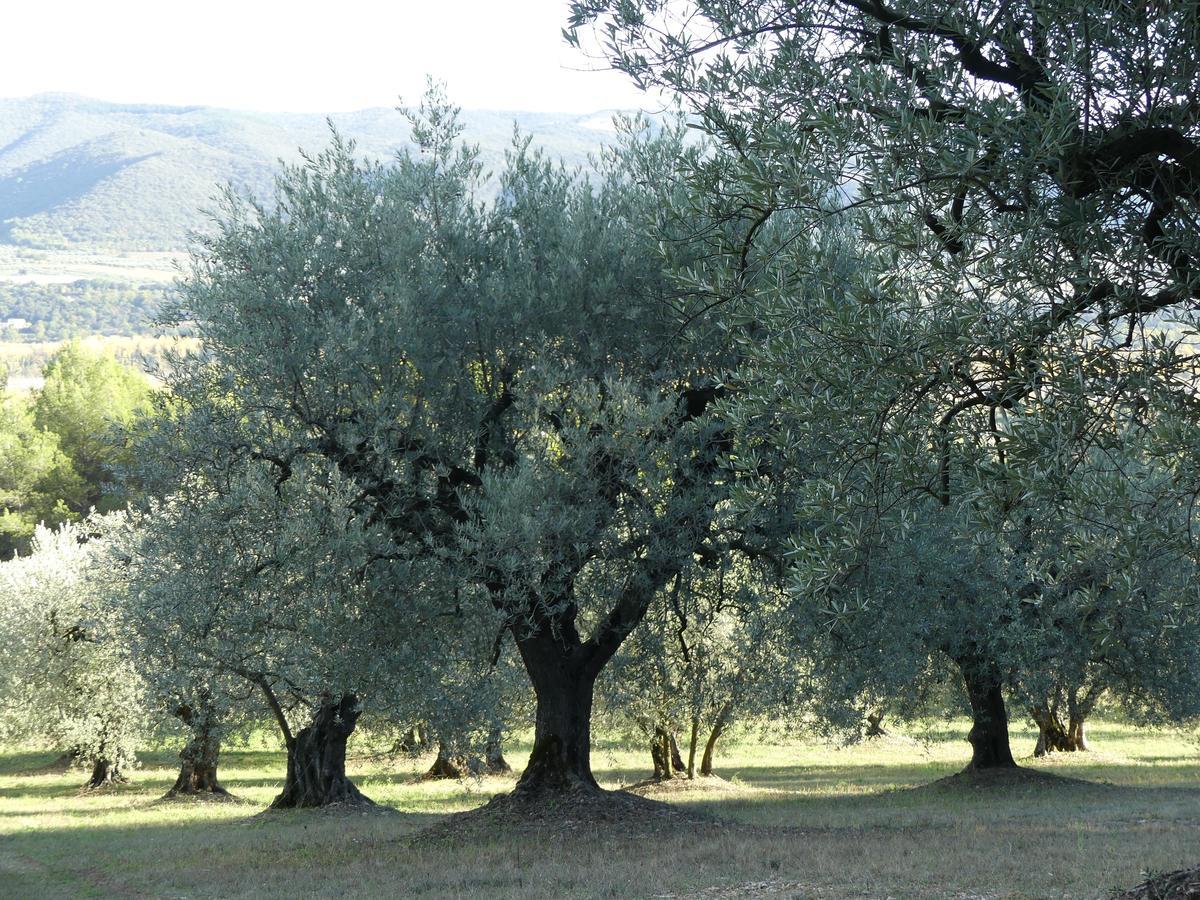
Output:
[{"xmin": 1, "ymin": 720, "xmax": 1197, "ymax": 898}]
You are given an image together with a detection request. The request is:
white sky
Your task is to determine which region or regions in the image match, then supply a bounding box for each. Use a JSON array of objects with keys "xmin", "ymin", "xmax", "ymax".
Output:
[{"xmin": 0, "ymin": 0, "xmax": 650, "ymax": 113}]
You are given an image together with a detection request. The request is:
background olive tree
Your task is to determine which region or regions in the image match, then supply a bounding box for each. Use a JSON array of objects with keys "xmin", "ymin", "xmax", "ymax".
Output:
[{"xmin": 570, "ymin": 0, "xmax": 1200, "ymax": 768}]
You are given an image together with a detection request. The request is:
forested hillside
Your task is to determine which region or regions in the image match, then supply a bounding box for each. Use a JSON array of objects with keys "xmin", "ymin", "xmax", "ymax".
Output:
[{"xmin": 0, "ymin": 94, "xmax": 623, "ymax": 252}]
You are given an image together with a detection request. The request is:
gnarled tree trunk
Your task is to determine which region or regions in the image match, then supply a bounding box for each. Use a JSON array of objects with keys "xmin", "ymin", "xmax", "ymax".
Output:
[
  {"xmin": 1067, "ymin": 715, "xmax": 1089, "ymax": 751},
  {"xmin": 423, "ymin": 742, "xmax": 471, "ymax": 780},
  {"xmin": 484, "ymin": 726, "xmax": 512, "ymax": 775},
  {"xmin": 650, "ymin": 725, "xmax": 686, "ymax": 780},
  {"xmin": 84, "ymin": 756, "xmax": 124, "ymax": 790},
  {"xmin": 670, "ymin": 732, "xmax": 686, "ymax": 771},
  {"xmin": 699, "ymin": 700, "xmax": 734, "ymax": 777},
  {"xmin": 959, "ymin": 660, "xmax": 1017, "ymax": 770},
  {"xmin": 1031, "ymin": 704, "xmax": 1072, "ymax": 756},
  {"xmin": 165, "ymin": 699, "xmax": 230, "ymax": 799},
  {"xmin": 865, "ymin": 709, "xmax": 888, "ymax": 738},
  {"xmin": 269, "ymin": 693, "xmax": 373, "ymax": 809},
  {"xmin": 1066, "ymin": 686, "xmax": 1099, "ymax": 751},
  {"xmin": 1032, "ymin": 685, "xmax": 1099, "ymax": 755}
]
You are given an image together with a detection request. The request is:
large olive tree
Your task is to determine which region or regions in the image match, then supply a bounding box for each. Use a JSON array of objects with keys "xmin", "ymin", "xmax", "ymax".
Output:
[
  {"xmin": 145, "ymin": 92, "xmax": 747, "ymax": 804},
  {"xmin": 570, "ymin": 0, "xmax": 1200, "ymax": 769}
]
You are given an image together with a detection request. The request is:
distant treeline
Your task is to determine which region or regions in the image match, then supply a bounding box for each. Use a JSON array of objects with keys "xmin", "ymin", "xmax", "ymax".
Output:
[{"xmin": 0, "ymin": 280, "xmax": 165, "ymax": 340}]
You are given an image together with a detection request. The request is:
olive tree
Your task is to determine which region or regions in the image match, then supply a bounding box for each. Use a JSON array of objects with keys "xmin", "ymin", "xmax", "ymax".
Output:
[
  {"xmin": 126, "ymin": 457, "xmax": 494, "ymax": 808},
  {"xmin": 570, "ymin": 0, "xmax": 1200, "ymax": 769},
  {"xmin": 144, "ymin": 92, "xmax": 750, "ymax": 807},
  {"xmin": 0, "ymin": 520, "xmax": 148, "ymax": 789},
  {"xmin": 601, "ymin": 555, "xmax": 793, "ymax": 780}
]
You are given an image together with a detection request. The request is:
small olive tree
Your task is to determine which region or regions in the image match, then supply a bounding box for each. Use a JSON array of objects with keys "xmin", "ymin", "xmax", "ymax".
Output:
[
  {"xmin": 601, "ymin": 554, "xmax": 793, "ymax": 780},
  {"xmin": 0, "ymin": 520, "xmax": 148, "ymax": 788},
  {"xmin": 126, "ymin": 459, "xmax": 494, "ymax": 808}
]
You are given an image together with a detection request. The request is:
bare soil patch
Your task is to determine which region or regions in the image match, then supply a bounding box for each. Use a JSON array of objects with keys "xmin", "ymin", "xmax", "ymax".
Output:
[{"xmin": 624, "ymin": 774, "xmax": 750, "ymax": 797}]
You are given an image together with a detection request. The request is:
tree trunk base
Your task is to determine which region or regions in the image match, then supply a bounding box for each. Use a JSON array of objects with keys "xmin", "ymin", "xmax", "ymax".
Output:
[
  {"xmin": 962, "ymin": 666, "xmax": 1017, "ymax": 770},
  {"xmin": 1032, "ymin": 707, "xmax": 1090, "ymax": 757},
  {"xmin": 163, "ymin": 762, "xmax": 233, "ymax": 800},
  {"xmin": 411, "ymin": 783, "xmax": 710, "ymax": 844},
  {"xmin": 268, "ymin": 695, "xmax": 374, "ymax": 810},
  {"xmin": 513, "ymin": 735, "xmax": 602, "ymax": 800},
  {"xmin": 422, "ymin": 745, "xmax": 472, "ymax": 781},
  {"xmin": 650, "ymin": 726, "xmax": 687, "ymax": 781},
  {"xmin": 83, "ymin": 759, "xmax": 126, "ymax": 791},
  {"xmin": 484, "ymin": 752, "xmax": 512, "ymax": 776}
]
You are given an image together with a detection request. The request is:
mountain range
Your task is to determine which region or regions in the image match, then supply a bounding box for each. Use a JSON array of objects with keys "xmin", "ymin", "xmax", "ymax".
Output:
[{"xmin": 0, "ymin": 93, "xmax": 629, "ymax": 254}]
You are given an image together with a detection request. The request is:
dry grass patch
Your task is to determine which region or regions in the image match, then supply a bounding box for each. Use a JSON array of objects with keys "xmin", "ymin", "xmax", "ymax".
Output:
[{"xmin": 0, "ymin": 721, "xmax": 1197, "ymax": 898}]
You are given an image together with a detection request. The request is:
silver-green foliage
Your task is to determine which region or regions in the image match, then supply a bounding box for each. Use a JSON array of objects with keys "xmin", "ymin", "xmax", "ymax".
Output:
[
  {"xmin": 139, "ymin": 86, "xmax": 737, "ymax": 777},
  {"xmin": 0, "ymin": 520, "xmax": 147, "ymax": 777},
  {"xmin": 569, "ymin": 0, "xmax": 1200, "ymax": 728}
]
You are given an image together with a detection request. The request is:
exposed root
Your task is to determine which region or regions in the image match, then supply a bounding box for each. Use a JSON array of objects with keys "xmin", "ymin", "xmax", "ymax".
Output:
[{"xmin": 421, "ymin": 747, "xmax": 472, "ymax": 781}]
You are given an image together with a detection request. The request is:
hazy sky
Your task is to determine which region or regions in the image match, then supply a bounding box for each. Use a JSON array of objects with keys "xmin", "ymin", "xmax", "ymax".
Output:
[{"xmin": 2, "ymin": 0, "xmax": 650, "ymax": 113}]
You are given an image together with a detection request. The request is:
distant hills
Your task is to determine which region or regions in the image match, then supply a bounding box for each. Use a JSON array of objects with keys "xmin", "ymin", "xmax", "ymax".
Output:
[{"xmin": 0, "ymin": 93, "xmax": 629, "ymax": 254}]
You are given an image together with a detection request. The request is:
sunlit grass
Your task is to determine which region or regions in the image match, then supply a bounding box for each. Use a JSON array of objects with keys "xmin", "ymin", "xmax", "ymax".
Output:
[{"xmin": 1, "ymin": 719, "xmax": 1197, "ymax": 898}]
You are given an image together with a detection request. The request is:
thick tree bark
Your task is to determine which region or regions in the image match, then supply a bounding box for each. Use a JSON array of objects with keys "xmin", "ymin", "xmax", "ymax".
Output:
[
  {"xmin": 650, "ymin": 730, "xmax": 670, "ymax": 779},
  {"xmin": 166, "ymin": 735, "xmax": 229, "ymax": 798},
  {"xmin": 1031, "ymin": 705, "xmax": 1072, "ymax": 756},
  {"xmin": 1067, "ymin": 715, "xmax": 1089, "ymax": 751},
  {"xmin": 84, "ymin": 756, "xmax": 124, "ymax": 790},
  {"xmin": 649, "ymin": 726, "xmax": 688, "ymax": 779},
  {"xmin": 513, "ymin": 628, "xmax": 601, "ymax": 797},
  {"xmin": 423, "ymin": 742, "xmax": 471, "ymax": 780},
  {"xmin": 1066, "ymin": 687, "xmax": 1097, "ymax": 751},
  {"xmin": 484, "ymin": 727, "xmax": 512, "ymax": 775},
  {"xmin": 165, "ymin": 700, "xmax": 230, "ymax": 799},
  {"xmin": 649, "ymin": 725, "xmax": 688, "ymax": 780},
  {"xmin": 960, "ymin": 663, "xmax": 1017, "ymax": 770},
  {"xmin": 269, "ymin": 694, "xmax": 373, "ymax": 809},
  {"xmin": 1032, "ymin": 686, "xmax": 1097, "ymax": 755}
]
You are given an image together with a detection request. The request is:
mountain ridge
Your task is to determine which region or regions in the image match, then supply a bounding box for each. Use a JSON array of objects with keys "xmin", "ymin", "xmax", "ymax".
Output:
[{"xmin": 0, "ymin": 93, "xmax": 632, "ymax": 254}]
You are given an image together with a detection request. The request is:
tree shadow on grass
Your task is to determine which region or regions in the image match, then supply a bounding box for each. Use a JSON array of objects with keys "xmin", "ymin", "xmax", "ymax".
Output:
[
  {"xmin": 0, "ymin": 750, "xmax": 77, "ymax": 778},
  {"xmin": 631, "ymin": 760, "xmax": 1200, "ymax": 835},
  {"xmin": 0, "ymin": 806, "xmax": 448, "ymax": 899}
]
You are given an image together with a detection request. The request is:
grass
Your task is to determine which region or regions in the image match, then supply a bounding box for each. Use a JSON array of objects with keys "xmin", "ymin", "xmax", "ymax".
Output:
[{"xmin": 0, "ymin": 720, "xmax": 1197, "ymax": 899}]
